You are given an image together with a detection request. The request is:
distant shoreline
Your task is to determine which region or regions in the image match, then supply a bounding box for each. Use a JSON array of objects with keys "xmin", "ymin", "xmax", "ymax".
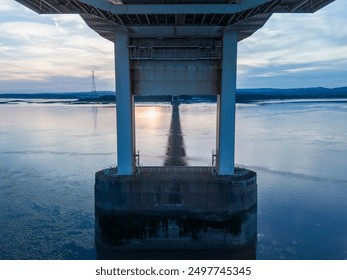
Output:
[{"xmin": 1, "ymin": 86, "xmax": 347, "ymax": 104}]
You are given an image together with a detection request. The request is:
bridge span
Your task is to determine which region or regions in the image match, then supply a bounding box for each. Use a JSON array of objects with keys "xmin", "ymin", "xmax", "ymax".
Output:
[{"xmin": 15, "ymin": 0, "xmax": 335, "ymax": 259}]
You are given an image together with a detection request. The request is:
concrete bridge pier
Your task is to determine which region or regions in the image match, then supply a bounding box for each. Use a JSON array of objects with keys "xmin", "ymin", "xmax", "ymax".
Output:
[
  {"xmin": 95, "ymin": 28, "xmax": 257, "ymax": 259},
  {"xmin": 217, "ymin": 29, "xmax": 238, "ymax": 176},
  {"xmin": 115, "ymin": 29, "xmax": 136, "ymax": 176},
  {"xmin": 114, "ymin": 28, "xmax": 239, "ymax": 176}
]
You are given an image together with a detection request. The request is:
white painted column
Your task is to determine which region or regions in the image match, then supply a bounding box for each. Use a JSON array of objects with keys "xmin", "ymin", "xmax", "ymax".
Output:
[
  {"xmin": 216, "ymin": 29, "xmax": 238, "ymax": 175},
  {"xmin": 115, "ymin": 29, "xmax": 135, "ymax": 175}
]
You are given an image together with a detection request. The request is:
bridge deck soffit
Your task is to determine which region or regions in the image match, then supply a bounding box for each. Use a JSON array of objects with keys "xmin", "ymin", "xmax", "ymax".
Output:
[
  {"xmin": 15, "ymin": 1, "xmax": 335, "ymax": 16},
  {"xmin": 14, "ymin": 0, "xmax": 335, "ymax": 41}
]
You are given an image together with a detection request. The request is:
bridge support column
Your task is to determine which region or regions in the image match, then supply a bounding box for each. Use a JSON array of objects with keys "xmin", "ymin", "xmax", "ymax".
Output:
[
  {"xmin": 115, "ymin": 29, "xmax": 135, "ymax": 175},
  {"xmin": 216, "ymin": 29, "xmax": 238, "ymax": 175}
]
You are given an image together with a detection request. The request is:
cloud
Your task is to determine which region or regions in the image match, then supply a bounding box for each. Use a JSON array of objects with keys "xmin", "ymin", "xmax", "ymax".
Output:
[
  {"xmin": 0, "ymin": 0, "xmax": 346, "ymax": 92},
  {"xmin": 0, "ymin": 21, "xmax": 114, "ymax": 79},
  {"xmin": 0, "ymin": 2, "xmax": 15, "ymax": 11},
  {"xmin": 0, "ymin": 1, "xmax": 115, "ymax": 93},
  {"xmin": 238, "ymin": 0, "xmax": 347, "ymax": 88}
]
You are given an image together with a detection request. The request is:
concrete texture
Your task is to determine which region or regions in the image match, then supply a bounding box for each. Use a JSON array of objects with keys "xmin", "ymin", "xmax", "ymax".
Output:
[{"xmin": 95, "ymin": 167, "xmax": 257, "ymax": 259}]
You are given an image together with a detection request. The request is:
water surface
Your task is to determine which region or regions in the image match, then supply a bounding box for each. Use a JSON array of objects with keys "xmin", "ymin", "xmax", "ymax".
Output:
[{"xmin": 0, "ymin": 99, "xmax": 346, "ymax": 259}]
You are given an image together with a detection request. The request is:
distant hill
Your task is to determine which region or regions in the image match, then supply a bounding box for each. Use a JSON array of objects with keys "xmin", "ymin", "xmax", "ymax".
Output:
[
  {"xmin": 0, "ymin": 91, "xmax": 115, "ymax": 99},
  {"xmin": 1, "ymin": 87, "xmax": 347, "ymax": 103},
  {"xmin": 236, "ymin": 87, "xmax": 347, "ymax": 102}
]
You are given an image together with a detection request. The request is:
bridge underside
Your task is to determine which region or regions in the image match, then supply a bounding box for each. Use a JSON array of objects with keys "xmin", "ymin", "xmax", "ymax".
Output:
[
  {"xmin": 15, "ymin": 0, "xmax": 335, "ymax": 175},
  {"xmin": 16, "ymin": 1, "xmax": 334, "ymax": 41}
]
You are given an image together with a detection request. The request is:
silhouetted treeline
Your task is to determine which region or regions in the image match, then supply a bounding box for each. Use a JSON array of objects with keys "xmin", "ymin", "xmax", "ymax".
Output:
[{"xmin": 1, "ymin": 86, "xmax": 347, "ymax": 103}]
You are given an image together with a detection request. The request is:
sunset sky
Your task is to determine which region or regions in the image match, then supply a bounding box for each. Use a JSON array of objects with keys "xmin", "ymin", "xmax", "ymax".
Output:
[{"xmin": 0, "ymin": 0, "xmax": 346, "ymax": 93}]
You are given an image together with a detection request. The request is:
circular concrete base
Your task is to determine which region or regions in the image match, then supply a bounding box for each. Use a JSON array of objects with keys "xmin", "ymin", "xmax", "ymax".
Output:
[{"xmin": 95, "ymin": 167, "xmax": 257, "ymax": 259}]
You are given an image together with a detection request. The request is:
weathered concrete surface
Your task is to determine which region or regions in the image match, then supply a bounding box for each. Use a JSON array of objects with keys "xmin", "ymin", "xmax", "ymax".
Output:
[
  {"xmin": 95, "ymin": 168, "xmax": 257, "ymax": 259},
  {"xmin": 96, "ymin": 167, "xmax": 256, "ymax": 212}
]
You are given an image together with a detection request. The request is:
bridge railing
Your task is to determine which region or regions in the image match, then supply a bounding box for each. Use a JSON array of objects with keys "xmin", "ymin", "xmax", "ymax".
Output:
[
  {"xmin": 102, "ymin": 165, "xmax": 250, "ymax": 177},
  {"xmin": 142, "ymin": 166, "xmax": 210, "ymax": 173}
]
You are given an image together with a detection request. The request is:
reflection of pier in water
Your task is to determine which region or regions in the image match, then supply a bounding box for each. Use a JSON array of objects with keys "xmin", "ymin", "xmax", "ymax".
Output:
[
  {"xmin": 96, "ymin": 205, "xmax": 257, "ymax": 260},
  {"xmin": 95, "ymin": 103, "xmax": 257, "ymax": 260},
  {"xmin": 92, "ymin": 106, "xmax": 98, "ymax": 132}
]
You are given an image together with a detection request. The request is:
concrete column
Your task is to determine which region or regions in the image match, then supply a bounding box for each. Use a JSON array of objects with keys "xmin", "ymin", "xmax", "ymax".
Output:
[
  {"xmin": 115, "ymin": 29, "xmax": 135, "ymax": 175},
  {"xmin": 216, "ymin": 29, "xmax": 238, "ymax": 175}
]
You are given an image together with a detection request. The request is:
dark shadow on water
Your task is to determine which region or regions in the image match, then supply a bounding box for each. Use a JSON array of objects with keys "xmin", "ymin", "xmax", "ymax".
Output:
[{"xmin": 164, "ymin": 101, "xmax": 187, "ymax": 166}]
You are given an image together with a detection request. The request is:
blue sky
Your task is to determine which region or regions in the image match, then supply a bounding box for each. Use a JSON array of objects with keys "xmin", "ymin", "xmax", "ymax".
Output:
[{"xmin": 0, "ymin": 0, "xmax": 346, "ymax": 93}]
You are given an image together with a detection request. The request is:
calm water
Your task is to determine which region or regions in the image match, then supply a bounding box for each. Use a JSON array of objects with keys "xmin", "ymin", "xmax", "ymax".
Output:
[{"xmin": 0, "ymin": 99, "xmax": 346, "ymax": 259}]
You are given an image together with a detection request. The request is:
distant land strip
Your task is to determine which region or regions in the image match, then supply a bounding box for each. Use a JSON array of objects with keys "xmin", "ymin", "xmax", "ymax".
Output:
[{"xmin": 1, "ymin": 87, "xmax": 347, "ymax": 104}]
